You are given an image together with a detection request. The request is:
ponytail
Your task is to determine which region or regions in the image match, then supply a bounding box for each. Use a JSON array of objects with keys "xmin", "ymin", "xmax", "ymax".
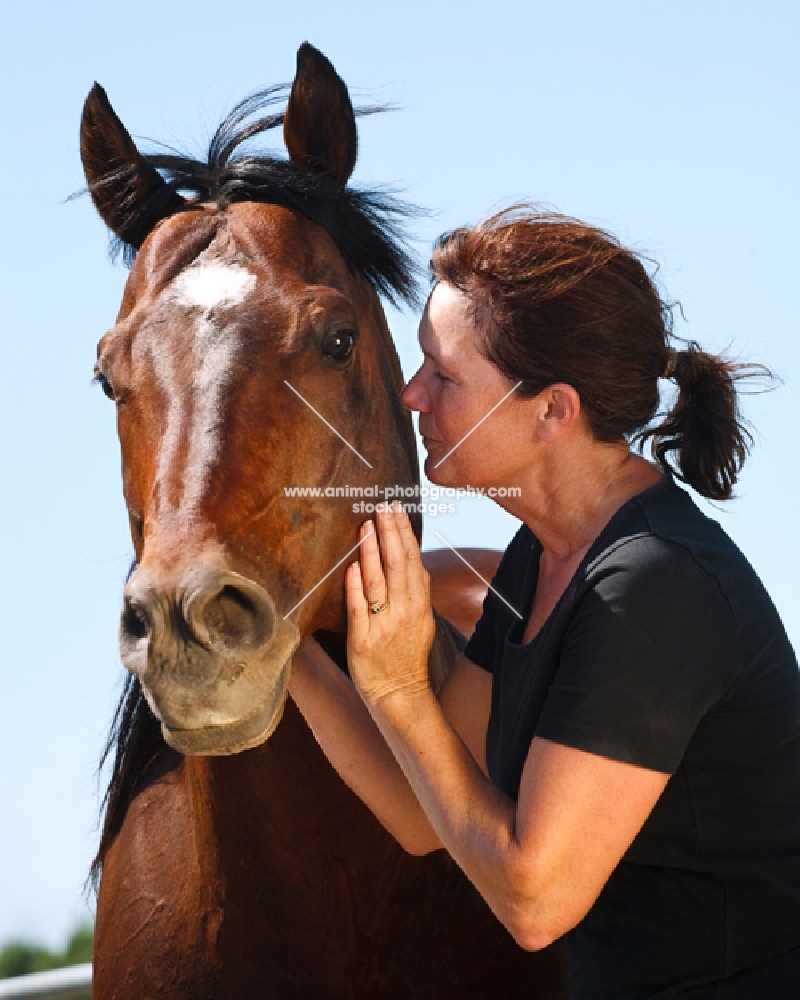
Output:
[{"xmin": 639, "ymin": 343, "xmax": 770, "ymax": 501}]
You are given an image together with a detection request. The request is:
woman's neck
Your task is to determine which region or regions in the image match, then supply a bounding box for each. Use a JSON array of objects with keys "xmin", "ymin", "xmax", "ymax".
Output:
[{"xmin": 505, "ymin": 443, "xmax": 663, "ymax": 564}]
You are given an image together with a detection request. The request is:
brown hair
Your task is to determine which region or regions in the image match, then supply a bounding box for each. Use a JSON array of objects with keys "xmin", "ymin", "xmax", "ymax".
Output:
[{"xmin": 431, "ymin": 206, "xmax": 768, "ymax": 501}]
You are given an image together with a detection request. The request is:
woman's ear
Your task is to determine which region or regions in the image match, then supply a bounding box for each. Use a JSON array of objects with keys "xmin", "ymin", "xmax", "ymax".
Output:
[{"xmin": 534, "ymin": 384, "xmax": 582, "ymax": 441}]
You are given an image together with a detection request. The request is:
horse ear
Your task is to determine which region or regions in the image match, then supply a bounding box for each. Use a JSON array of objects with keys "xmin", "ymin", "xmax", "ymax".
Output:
[
  {"xmin": 284, "ymin": 43, "xmax": 357, "ymax": 186},
  {"xmin": 80, "ymin": 84, "xmax": 186, "ymax": 249}
]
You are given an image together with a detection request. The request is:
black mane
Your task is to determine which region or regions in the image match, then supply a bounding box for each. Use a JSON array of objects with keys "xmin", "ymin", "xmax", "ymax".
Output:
[
  {"xmin": 91, "ymin": 670, "xmax": 162, "ymax": 887},
  {"xmin": 110, "ymin": 85, "xmax": 421, "ymax": 308}
]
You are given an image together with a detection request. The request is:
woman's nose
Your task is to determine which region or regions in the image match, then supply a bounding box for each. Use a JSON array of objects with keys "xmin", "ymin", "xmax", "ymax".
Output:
[{"xmin": 400, "ymin": 368, "xmax": 430, "ymax": 412}]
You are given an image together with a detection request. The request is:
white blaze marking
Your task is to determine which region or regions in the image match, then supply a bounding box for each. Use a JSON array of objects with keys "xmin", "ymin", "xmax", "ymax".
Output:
[
  {"xmin": 153, "ymin": 261, "xmax": 256, "ymax": 515},
  {"xmin": 172, "ymin": 262, "xmax": 256, "ymax": 310},
  {"xmin": 151, "ymin": 338, "xmax": 183, "ymax": 513}
]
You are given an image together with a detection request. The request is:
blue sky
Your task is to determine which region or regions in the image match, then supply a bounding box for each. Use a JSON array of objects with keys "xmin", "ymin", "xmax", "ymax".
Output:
[{"xmin": 1, "ymin": 0, "xmax": 798, "ymax": 948}]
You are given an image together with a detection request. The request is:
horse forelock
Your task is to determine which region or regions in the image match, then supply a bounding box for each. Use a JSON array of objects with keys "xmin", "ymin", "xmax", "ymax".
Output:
[{"xmin": 108, "ymin": 87, "xmax": 422, "ymax": 309}]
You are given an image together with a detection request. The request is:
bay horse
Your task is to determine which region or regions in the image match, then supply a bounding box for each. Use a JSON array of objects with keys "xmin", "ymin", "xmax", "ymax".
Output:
[{"xmin": 82, "ymin": 43, "xmax": 570, "ymax": 999}]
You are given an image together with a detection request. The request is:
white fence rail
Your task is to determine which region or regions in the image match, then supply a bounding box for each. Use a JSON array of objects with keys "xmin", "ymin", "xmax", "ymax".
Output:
[{"xmin": 0, "ymin": 964, "xmax": 92, "ymax": 999}]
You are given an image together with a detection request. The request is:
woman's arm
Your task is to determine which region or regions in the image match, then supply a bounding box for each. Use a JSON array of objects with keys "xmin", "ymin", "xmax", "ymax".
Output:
[
  {"xmin": 370, "ymin": 689, "xmax": 669, "ymax": 949},
  {"xmin": 289, "ymin": 637, "xmax": 492, "ymax": 855},
  {"xmin": 346, "ymin": 504, "xmax": 670, "ymax": 950}
]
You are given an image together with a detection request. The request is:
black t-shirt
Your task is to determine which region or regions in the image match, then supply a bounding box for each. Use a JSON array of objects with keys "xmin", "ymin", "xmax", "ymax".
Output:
[{"xmin": 464, "ymin": 477, "xmax": 800, "ymax": 999}]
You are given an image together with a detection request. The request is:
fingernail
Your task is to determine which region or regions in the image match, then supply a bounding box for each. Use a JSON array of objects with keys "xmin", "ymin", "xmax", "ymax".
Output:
[{"xmin": 362, "ymin": 520, "xmax": 374, "ymax": 535}]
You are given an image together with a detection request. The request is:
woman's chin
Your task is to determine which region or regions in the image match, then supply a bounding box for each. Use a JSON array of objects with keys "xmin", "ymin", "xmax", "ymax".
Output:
[
  {"xmin": 422, "ymin": 455, "xmax": 444, "ymax": 484},
  {"xmin": 423, "ymin": 455, "xmax": 461, "ymax": 489}
]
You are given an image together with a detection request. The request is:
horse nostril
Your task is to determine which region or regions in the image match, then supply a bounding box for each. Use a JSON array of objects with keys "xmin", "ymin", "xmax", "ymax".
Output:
[
  {"xmin": 192, "ymin": 581, "xmax": 273, "ymax": 652},
  {"xmin": 121, "ymin": 597, "xmax": 150, "ymax": 642},
  {"xmin": 206, "ymin": 586, "xmax": 258, "ymax": 645}
]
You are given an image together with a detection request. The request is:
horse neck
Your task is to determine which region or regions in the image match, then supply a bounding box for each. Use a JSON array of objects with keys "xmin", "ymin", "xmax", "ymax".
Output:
[{"xmin": 185, "ymin": 703, "xmax": 403, "ymax": 900}]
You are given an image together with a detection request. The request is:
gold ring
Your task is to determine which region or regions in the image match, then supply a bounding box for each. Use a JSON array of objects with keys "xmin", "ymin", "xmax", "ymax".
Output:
[{"xmin": 370, "ymin": 600, "xmax": 389, "ymax": 615}]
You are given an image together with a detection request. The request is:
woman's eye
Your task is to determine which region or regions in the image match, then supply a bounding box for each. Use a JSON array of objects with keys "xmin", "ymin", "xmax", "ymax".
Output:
[
  {"xmin": 435, "ymin": 371, "xmax": 453, "ymax": 383},
  {"xmin": 322, "ymin": 328, "xmax": 355, "ymax": 364},
  {"xmin": 94, "ymin": 372, "xmax": 116, "ymax": 400}
]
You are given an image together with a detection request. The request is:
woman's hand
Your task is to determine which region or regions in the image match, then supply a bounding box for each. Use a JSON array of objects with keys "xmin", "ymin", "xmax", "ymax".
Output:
[{"xmin": 345, "ymin": 502, "xmax": 436, "ymax": 708}]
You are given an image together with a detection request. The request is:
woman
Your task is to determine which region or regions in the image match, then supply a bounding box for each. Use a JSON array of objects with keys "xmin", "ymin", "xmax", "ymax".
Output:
[{"xmin": 289, "ymin": 208, "xmax": 800, "ymax": 998}]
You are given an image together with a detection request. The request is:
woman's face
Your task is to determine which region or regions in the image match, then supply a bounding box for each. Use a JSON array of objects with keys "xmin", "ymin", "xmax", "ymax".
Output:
[{"xmin": 401, "ymin": 282, "xmax": 533, "ymax": 489}]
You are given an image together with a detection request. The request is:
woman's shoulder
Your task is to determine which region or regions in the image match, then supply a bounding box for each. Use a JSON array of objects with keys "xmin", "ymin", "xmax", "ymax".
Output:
[{"xmin": 586, "ymin": 478, "xmax": 788, "ymax": 646}]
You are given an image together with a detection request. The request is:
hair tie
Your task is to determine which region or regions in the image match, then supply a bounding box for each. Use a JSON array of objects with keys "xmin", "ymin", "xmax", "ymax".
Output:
[{"xmin": 663, "ymin": 347, "xmax": 678, "ymax": 380}]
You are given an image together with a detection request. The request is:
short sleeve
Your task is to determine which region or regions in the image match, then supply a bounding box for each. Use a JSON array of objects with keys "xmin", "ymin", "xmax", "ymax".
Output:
[
  {"xmin": 536, "ymin": 535, "xmax": 743, "ymax": 774},
  {"xmin": 463, "ymin": 525, "xmax": 537, "ymax": 674}
]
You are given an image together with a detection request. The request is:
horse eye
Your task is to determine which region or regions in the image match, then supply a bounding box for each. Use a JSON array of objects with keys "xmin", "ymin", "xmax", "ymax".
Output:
[{"xmin": 322, "ymin": 328, "xmax": 355, "ymax": 364}]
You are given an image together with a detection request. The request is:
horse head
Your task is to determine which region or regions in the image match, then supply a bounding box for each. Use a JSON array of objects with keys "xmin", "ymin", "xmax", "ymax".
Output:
[{"xmin": 81, "ymin": 44, "xmax": 423, "ymax": 756}]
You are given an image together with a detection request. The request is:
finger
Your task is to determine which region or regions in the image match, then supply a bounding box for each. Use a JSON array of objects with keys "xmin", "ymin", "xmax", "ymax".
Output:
[
  {"xmin": 376, "ymin": 502, "xmax": 409, "ymax": 605},
  {"xmin": 395, "ymin": 506, "xmax": 430, "ymax": 605},
  {"xmin": 344, "ymin": 560, "xmax": 370, "ymax": 648},
  {"xmin": 357, "ymin": 519, "xmax": 388, "ymax": 605}
]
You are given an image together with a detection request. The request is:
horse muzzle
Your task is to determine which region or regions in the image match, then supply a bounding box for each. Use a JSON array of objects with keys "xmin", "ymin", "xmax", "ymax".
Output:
[{"xmin": 119, "ymin": 557, "xmax": 300, "ymax": 755}]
